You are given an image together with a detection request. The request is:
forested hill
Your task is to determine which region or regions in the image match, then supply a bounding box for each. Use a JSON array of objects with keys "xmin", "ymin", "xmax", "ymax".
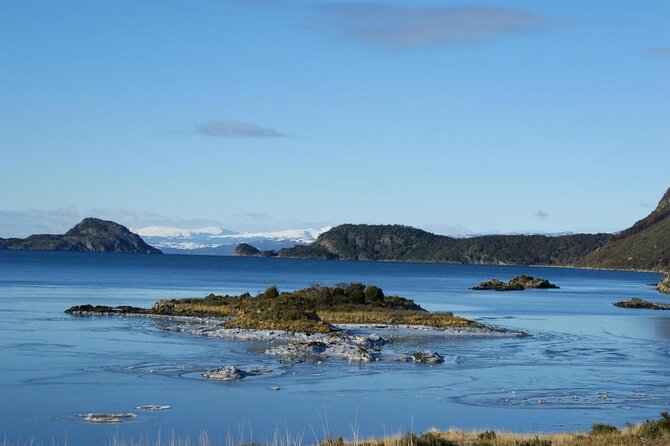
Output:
[
  {"xmin": 578, "ymin": 187, "xmax": 670, "ymax": 271},
  {"xmin": 278, "ymin": 224, "xmax": 611, "ymax": 266}
]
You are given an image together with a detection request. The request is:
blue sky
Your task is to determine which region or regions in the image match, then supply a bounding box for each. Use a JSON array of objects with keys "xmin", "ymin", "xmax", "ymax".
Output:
[{"xmin": 1, "ymin": 0, "xmax": 669, "ymax": 236}]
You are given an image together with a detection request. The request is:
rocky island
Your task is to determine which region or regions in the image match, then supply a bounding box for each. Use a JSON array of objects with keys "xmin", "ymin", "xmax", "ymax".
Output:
[
  {"xmin": 471, "ymin": 275, "xmax": 560, "ymax": 291},
  {"xmin": 232, "ymin": 242, "xmax": 277, "ymax": 257},
  {"xmin": 0, "ymin": 218, "xmax": 161, "ymax": 254},
  {"xmin": 613, "ymin": 298, "xmax": 670, "ymax": 310},
  {"xmin": 66, "ymin": 283, "xmax": 520, "ymax": 365}
]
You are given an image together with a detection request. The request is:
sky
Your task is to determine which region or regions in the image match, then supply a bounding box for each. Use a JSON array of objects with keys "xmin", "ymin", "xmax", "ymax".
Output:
[{"xmin": 1, "ymin": 0, "xmax": 669, "ymax": 237}]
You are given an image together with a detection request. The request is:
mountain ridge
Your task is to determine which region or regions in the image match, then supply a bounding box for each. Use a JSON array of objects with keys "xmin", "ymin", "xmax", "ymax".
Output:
[
  {"xmin": 577, "ymin": 187, "xmax": 670, "ymax": 271},
  {"xmin": 277, "ymin": 224, "xmax": 612, "ymax": 266}
]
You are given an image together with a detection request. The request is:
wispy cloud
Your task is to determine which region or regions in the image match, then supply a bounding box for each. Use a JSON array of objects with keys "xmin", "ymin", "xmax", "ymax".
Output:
[
  {"xmin": 310, "ymin": 3, "xmax": 551, "ymax": 48},
  {"xmin": 534, "ymin": 210, "xmax": 549, "ymax": 220},
  {"xmin": 196, "ymin": 120, "xmax": 286, "ymax": 138},
  {"xmin": 647, "ymin": 46, "xmax": 670, "ymax": 58}
]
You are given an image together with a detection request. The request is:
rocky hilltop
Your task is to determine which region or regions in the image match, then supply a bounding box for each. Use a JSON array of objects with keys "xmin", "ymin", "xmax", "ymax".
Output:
[
  {"xmin": 278, "ymin": 224, "xmax": 610, "ymax": 266},
  {"xmin": 0, "ymin": 218, "xmax": 162, "ymax": 254},
  {"xmin": 578, "ymin": 187, "xmax": 670, "ymax": 271}
]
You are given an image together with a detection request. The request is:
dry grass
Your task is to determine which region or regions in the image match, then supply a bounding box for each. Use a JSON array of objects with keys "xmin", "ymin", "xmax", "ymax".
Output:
[
  {"xmin": 325, "ymin": 413, "xmax": 670, "ymax": 446},
  {"xmin": 4, "ymin": 413, "xmax": 670, "ymax": 445},
  {"xmin": 317, "ymin": 310, "xmax": 482, "ymax": 329}
]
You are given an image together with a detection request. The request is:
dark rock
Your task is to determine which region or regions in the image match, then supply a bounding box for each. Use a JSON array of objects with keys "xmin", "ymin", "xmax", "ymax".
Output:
[
  {"xmin": 404, "ymin": 351, "xmax": 444, "ymax": 364},
  {"xmin": 613, "ymin": 298, "xmax": 670, "ymax": 310},
  {"xmin": 472, "ymin": 275, "xmax": 559, "ymax": 291},
  {"xmin": 65, "ymin": 304, "xmax": 148, "ymax": 315}
]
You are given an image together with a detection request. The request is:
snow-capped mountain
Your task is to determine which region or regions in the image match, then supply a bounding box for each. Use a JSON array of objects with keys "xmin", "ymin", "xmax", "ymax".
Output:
[{"xmin": 133, "ymin": 225, "xmax": 331, "ymax": 255}]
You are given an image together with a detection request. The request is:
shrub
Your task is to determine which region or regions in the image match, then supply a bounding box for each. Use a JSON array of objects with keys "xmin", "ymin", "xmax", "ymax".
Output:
[
  {"xmin": 478, "ymin": 430, "xmax": 496, "ymax": 441},
  {"xmin": 365, "ymin": 285, "xmax": 384, "ymax": 303},
  {"xmin": 263, "ymin": 285, "xmax": 279, "ymax": 298},
  {"xmin": 590, "ymin": 423, "xmax": 618, "ymax": 435}
]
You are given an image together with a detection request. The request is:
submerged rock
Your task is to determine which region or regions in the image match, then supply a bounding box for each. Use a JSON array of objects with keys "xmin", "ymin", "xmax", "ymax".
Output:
[
  {"xmin": 136, "ymin": 404, "xmax": 170, "ymax": 411},
  {"xmin": 81, "ymin": 413, "xmax": 137, "ymax": 423},
  {"xmin": 472, "ymin": 275, "xmax": 559, "ymax": 291}
]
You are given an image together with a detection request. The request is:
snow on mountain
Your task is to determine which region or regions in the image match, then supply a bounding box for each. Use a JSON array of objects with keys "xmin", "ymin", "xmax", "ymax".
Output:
[
  {"xmin": 135, "ymin": 226, "xmax": 228, "ymax": 238},
  {"xmin": 133, "ymin": 225, "xmax": 331, "ymax": 253},
  {"xmin": 213, "ymin": 227, "xmax": 330, "ymax": 244}
]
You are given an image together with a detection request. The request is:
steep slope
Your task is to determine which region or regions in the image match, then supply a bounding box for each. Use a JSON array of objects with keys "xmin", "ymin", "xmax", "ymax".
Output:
[
  {"xmin": 0, "ymin": 218, "xmax": 161, "ymax": 254},
  {"xmin": 278, "ymin": 224, "xmax": 610, "ymax": 266},
  {"xmin": 578, "ymin": 187, "xmax": 670, "ymax": 271}
]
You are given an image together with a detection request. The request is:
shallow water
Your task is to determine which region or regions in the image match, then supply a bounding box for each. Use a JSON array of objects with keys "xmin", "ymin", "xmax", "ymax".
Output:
[{"xmin": 0, "ymin": 250, "xmax": 668, "ymax": 444}]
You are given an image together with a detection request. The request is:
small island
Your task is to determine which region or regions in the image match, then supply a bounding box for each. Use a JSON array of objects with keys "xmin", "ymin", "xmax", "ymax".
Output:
[
  {"xmin": 232, "ymin": 243, "xmax": 277, "ymax": 257},
  {"xmin": 613, "ymin": 298, "xmax": 670, "ymax": 310},
  {"xmin": 66, "ymin": 284, "xmax": 519, "ymax": 364},
  {"xmin": 0, "ymin": 218, "xmax": 161, "ymax": 254},
  {"xmin": 471, "ymin": 275, "xmax": 560, "ymax": 291}
]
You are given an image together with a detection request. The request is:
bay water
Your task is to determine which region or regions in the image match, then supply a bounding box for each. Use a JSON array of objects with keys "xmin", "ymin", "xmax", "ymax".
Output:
[{"xmin": 0, "ymin": 250, "xmax": 668, "ymax": 444}]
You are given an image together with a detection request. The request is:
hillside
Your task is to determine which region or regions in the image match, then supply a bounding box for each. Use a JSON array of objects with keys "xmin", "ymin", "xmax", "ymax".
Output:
[
  {"xmin": 278, "ymin": 224, "xmax": 611, "ymax": 266},
  {"xmin": 578, "ymin": 187, "xmax": 670, "ymax": 271},
  {"xmin": 0, "ymin": 218, "xmax": 162, "ymax": 254}
]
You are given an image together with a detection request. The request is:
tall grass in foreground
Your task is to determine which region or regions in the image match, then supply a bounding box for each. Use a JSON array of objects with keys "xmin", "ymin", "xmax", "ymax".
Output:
[{"xmin": 3, "ymin": 412, "xmax": 670, "ymax": 446}]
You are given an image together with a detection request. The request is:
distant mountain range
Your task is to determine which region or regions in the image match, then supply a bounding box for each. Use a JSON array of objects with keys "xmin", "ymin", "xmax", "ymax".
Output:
[
  {"xmin": 0, "ymin": 218, "xmax": 161, "ymax": 254},
  {"xmin": 2, "ymin": 187, "xmax": 669, "ymax": 274},
  {"xmin": 133, "ymin": 225, "xmax": 331, "ymax": 256}
]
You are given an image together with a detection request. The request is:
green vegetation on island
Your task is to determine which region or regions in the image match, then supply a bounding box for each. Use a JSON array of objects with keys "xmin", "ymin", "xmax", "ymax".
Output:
[
  {"xmin": 0, "ymin": 218, "xmax": 161, "ymax": 254},
  {"xmin": 578, "ymin": 187, "xmax": 670, "ymax": 271},
  {"xmin": 657, "ymin": 275, "xmax": 670, "ymax": 295},
  {"xmin": 278, "ymin": 224, "xmax": 611, "ymax": 266},
  {"xmin": 472, "ymin": 275, "xmax": 560, "ymax": 291},
  {"xmin": 613, "ymin": 298, "xmax": 670, "ymax": 310},
  {"xmin": 66, "ymin": 284, "xmax": 482, "ymax": 334}
]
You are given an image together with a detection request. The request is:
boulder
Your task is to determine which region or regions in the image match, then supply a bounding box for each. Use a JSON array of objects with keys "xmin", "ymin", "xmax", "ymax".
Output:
[
  {"xmin": 202, "ymin": 366, "xmax": 248, "ymax": 381},
  {"xmin": 406, "ymin": 351, "xmax": 444, "ymax": 364}
]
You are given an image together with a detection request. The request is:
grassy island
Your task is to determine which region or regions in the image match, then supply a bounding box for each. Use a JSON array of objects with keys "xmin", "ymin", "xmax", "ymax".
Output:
[{"xmin": 66, "ymin": 284, "xmax": 482, "ymax": 334}]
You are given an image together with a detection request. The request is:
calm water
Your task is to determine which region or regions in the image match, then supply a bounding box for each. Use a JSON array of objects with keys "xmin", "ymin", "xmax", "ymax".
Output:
[{"xmin": 0, "ymin": 250, "xmax": 669, "ymax": 445}]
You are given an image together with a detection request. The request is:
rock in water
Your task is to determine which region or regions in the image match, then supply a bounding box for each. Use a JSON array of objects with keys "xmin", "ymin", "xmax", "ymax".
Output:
[
  {"xmin": 405, "ymin": 351, "xmax": 445, "ymax": 364},
  {"xmin": 472, "ymin": 275, "xmax": 559, "ymax": 291},
  {"xmin": 203, "ymin": 366, "xmax": 248, "ymax": 381},
  {"xmin": 202, "ymin": 365, "xmax": 271, "ymax": 381},
  {"xmin": 81, "ymin": 413, "xmax": 137, "ymax": 423},
  {"xmin": 136, "ymin": 405, "xmax": 171, "ymax": 411}
]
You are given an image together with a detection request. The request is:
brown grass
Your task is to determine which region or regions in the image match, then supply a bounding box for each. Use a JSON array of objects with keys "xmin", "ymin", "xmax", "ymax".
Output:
[
  {"xmin": 323, "ymin": 413, "xmax": 670, "ymax": 446},
  {"xmin": 317, "ymin": 310, "xmax": 483, "ymax": 329}
]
